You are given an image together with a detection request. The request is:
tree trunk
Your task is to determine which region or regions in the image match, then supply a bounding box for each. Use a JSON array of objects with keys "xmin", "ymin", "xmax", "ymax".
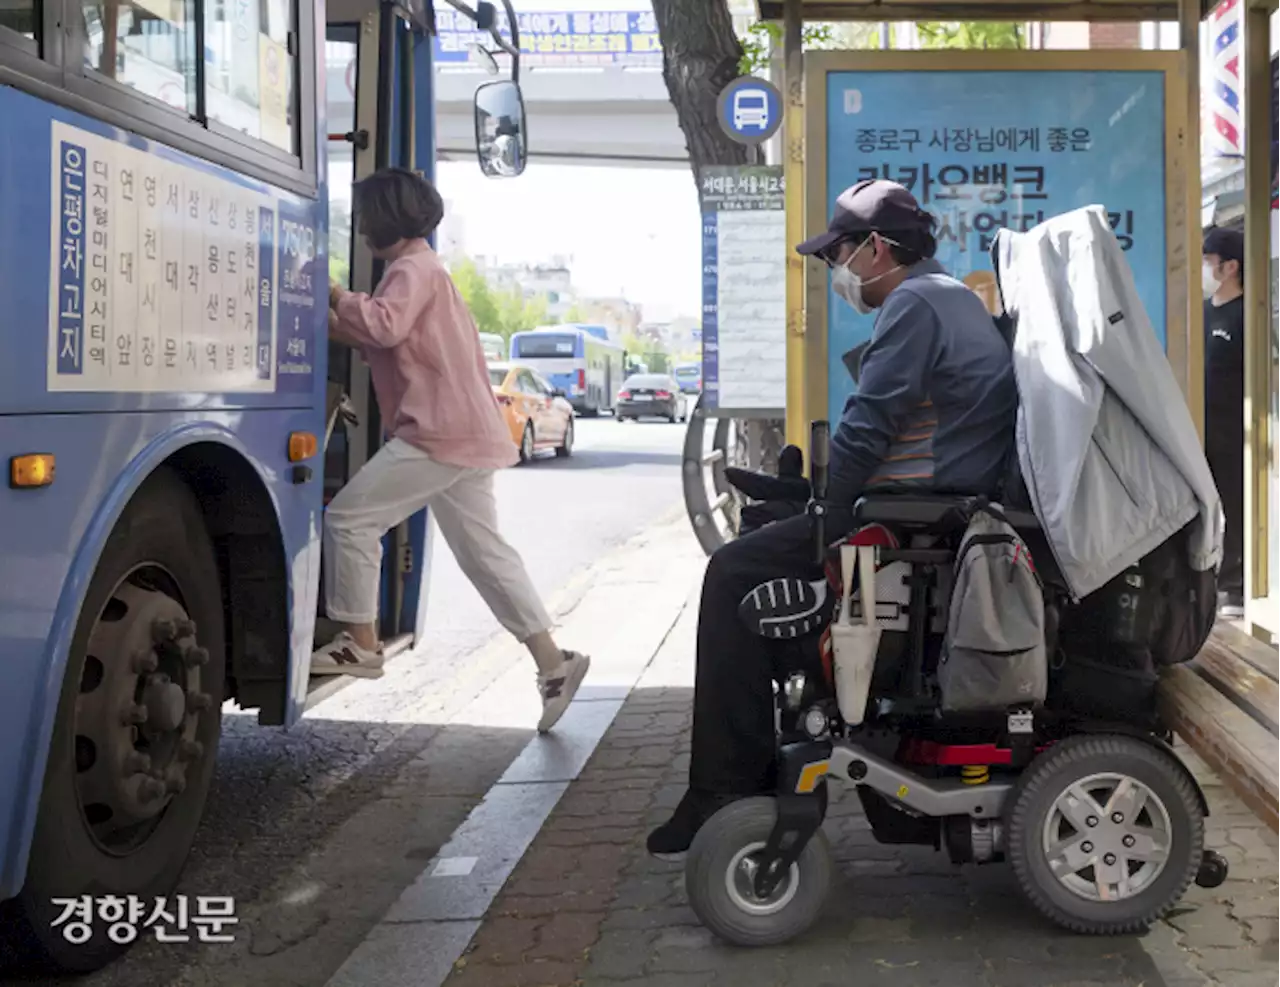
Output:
[{"xmin": 650, "ymin": 0, "xmax": 760, "ymax": 178}]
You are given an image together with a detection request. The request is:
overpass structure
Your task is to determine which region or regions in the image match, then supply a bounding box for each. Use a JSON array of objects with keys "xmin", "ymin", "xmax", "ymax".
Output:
[
  {"xmin": 435, "ymin": 65, "xmax": 688, "ymax": 167},
  {"xmin": 323, "ymin": 55, "xmax": 689, "ymax": 168}
]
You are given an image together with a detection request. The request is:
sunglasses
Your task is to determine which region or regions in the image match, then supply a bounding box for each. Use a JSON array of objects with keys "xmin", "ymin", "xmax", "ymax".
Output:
[{"xmin": 818, "ymin": 232, "xmax": 900, "ymax": 269}]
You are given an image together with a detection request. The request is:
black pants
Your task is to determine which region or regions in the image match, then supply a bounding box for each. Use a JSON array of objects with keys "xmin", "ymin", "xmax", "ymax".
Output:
[
  {"xmin": 1207, "ymin": 441, "xmax": 1245, "ymax": 601},
  {"xmin": 689, "ymin": 511, "xmax": 854, "ymax": 795}
]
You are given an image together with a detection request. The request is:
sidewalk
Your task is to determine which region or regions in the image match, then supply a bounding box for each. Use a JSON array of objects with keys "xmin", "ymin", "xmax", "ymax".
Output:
[
  {"xmin": 442, "ymin": 607, "xmax": 1279, "ymax": 987},
  {"xmin": 327, "ymin": 516, "xmax": 1278, "ymax": 987}
]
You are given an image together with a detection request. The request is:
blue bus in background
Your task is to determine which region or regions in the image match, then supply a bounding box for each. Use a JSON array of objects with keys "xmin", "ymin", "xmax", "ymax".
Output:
[
  {"xmin": 0, "ymin": 0, "xmax": 519, "ymax": 973},
  {"xmin": 509, "ymin": 325, "xmax": 625, "ymax": 416}
]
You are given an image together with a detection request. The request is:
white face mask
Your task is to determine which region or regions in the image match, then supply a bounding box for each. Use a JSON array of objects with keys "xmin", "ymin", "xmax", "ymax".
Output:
[
  {"xmin": 832, "ymin": 263, "xmax": 872, "ymax": 315},
  {"xmin": 831, "ymin": 236, "xmax": 903, "ymax": 316},
  {"xmin": 1202, "ymin": 262, "xmax": 1222, "ymax": 297}
]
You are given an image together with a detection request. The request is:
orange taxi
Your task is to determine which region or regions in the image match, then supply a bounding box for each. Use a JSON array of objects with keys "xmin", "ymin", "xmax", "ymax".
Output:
[{"xmin": 488, "ymin": 362, "xmax": 575, "ymax": 463}]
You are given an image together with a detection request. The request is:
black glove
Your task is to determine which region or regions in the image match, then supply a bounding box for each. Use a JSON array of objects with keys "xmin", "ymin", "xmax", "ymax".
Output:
[
  {"xmin": 725, "ymin": 445, "xmax": 810, "ymax": 503},
  {"xmin": 740, "ymin": 498, "xmax": 806, "ymax": 536},
  {"xmin": 733, "ymin": 444, "xmax": 812, "ymax": 536}
]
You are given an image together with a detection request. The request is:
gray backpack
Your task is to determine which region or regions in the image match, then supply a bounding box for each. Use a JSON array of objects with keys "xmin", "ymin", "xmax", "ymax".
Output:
[{"xmin": 938, "ymin": 507, "xmax": 1047, "ymax": 713}]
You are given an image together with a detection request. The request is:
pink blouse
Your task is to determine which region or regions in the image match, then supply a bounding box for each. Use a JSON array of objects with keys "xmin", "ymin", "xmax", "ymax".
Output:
[{"xmin": 333, "ymin": 243, "xmax": 518, "ymax": 470}]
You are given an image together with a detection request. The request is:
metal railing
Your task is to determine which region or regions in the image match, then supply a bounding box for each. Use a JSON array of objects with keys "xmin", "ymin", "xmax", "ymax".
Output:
[{"xmin": 681, "ymin": 393, "xmax": 785, "ymax": 556}]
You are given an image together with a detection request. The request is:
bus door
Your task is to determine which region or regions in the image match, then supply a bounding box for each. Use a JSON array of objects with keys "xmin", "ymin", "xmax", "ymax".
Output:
[{"xmin": 315, "ymin": 0, "xmax": 427, "ymax": 676}]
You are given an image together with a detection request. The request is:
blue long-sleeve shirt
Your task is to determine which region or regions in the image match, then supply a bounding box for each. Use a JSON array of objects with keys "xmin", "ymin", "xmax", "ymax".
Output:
[{"xmin": 827, "ymin": 259, "xmax": 1017, "ymax": 506}]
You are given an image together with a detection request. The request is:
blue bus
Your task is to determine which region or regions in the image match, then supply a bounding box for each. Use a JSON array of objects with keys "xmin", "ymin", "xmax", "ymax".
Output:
[
  {"xmin": 0, "ymin": 0, "xmax": 522, "ymax": 972},
  {"xmin": 509, "ymin": 324, "xmax": 625, "ymax": 416}
]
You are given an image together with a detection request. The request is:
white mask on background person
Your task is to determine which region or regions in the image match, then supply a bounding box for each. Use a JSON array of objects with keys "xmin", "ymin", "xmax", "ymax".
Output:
[{"xmin": 1202, "ymin": 262, "xmax": 1222, "ymax": 297}]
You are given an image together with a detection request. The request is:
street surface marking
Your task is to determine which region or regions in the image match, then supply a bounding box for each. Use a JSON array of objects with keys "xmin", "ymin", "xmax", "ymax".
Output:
[{"xmin": 430, "ymin": 857, "xmax": 478, "ymax": 878}]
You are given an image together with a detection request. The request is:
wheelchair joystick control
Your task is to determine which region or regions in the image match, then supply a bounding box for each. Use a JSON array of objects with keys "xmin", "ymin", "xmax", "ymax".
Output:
[{"xmin": 808, "ymin": 420, "xmax": 830, "ymax": 565}]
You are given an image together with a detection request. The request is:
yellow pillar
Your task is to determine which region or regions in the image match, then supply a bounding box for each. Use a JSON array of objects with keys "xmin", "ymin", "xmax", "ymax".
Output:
[
  {"xmin": 1177, "ymin": 0, "xmax": 1206, "ymax": 439},
  {"xmin": 782, "ymin": 0, "xmax": 809, "ymax": 456},
  {"xmin": 1242, "ymin": 0, "xmax": 1273, "ymax": 607}
]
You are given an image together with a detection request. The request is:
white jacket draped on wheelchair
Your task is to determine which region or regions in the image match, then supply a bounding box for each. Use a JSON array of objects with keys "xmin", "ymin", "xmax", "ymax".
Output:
[{"xmin": 685, "ymin": 207, "xmax": 1230, "ymax": 948}]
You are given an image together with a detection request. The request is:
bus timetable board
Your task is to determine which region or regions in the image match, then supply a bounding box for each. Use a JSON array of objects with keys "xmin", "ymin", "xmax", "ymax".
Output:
[
  {"xmin": 805, "ymin": 52, "xmax": 1186, "ymax": 428},
  {"xmin": 699, "ymin": 164, "xmax": 787, "ymax": 416},
  {"xmin": 47, "ymin": 116, "xmax": 320, "ymax": 394}
]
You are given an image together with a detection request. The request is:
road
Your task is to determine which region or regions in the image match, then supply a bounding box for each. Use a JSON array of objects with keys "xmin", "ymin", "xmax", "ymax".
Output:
[{"xmin": 8, "ymin": 416, "xmax": 690, "ymax": 987}]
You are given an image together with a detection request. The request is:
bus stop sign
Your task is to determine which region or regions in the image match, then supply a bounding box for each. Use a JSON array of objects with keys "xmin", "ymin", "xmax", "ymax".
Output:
[{"xmin": 716, "ymin": 77, "xmax": 783, "ymax": 146}]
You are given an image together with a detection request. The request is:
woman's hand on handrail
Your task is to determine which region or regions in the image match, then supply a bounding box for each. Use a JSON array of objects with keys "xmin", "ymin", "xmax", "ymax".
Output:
[{"xmin": 328, "ymin": 308, "xmax": 363, "ymax": 349}]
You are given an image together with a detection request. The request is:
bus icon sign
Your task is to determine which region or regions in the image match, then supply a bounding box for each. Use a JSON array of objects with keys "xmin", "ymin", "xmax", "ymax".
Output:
[
  {"xmin": 716, "ymin": 77, "xmax": 783, "ymax": 146},
  {"xmin": 733, "ymin": 90, "xmax": 770, "ymax": 131}
]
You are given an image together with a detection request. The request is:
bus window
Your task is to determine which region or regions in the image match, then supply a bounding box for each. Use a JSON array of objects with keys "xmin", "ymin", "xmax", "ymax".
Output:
[
  {"xmin": 205, "ymin": 0, "xmax": 298, "ymax": 154},
  {"xmin": 514, "ymin": 333, "xmax": 576, "ymax": 358},
  {"xmin": 0, "ymin": 0, "xmax": 38, "ymax": 40},
  {"xmin": 326, "ymin": 30, "xmax": 357, "ymax": 287},
  {"xmin": 81, "ymin": 0, "xmax": 198, "ymax": 114}
]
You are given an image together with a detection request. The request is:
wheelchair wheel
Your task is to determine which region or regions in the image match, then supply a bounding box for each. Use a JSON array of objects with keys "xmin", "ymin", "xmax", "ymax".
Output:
[
  {"xmin": 685, "ymin": 797, "xmax": 833, "ymax": 947},
  {"xmin": 1007, "ymin": 734, "xmax": 1203, "ymax": 935}
]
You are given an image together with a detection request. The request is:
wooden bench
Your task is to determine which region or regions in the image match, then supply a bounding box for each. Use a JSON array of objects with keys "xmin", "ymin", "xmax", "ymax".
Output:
[{"xmin": 1159, "ymin": 622, "xmax": 1279, "ymax": 832}]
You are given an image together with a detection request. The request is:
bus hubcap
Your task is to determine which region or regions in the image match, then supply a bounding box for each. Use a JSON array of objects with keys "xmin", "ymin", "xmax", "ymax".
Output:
[{"xmin": 74, "ymin": 577, "xmax": 211, "ymax": 851}]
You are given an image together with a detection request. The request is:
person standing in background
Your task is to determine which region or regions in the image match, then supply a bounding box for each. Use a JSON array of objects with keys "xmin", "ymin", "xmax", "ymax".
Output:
[{"xmin": 1202, "ymin": 226, "xmax": 1246, "ymax": 614}]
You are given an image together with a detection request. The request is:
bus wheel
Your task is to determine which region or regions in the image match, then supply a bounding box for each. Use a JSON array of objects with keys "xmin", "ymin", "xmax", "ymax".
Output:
[{"xmin": 1, "ymin": 468, "xmax": 225, "ymax": 974}]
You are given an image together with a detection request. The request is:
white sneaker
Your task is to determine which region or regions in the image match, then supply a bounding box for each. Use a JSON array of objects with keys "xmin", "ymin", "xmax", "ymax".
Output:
[
  {"xmin": 537, "ymin": 651, "xmax": 591, "ymax": 734},
  {"xmin": 311, "ymin": 632, "xmax": 386, "ymax": 679}
]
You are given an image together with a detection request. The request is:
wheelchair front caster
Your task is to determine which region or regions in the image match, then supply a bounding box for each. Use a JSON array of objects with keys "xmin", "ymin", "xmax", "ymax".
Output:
[
  {"xmin": 1195, "ymin": 849, "xmax": 1229, "ymax": 889},
  {"xmin": 685, "ymin": 796, "xmax": 833, "ymax": 947}
]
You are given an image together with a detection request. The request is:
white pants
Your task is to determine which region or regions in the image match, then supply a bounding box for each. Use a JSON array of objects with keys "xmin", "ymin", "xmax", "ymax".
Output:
[{"xmin": 323, "ymin": 437, "xmax": 551, "ymax": 640}]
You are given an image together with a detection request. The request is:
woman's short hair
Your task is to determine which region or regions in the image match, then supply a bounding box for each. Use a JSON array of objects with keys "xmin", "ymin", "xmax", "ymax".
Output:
[{"xmin": 353, "ymin": 167, "xmax": 445, "ymax": 248}]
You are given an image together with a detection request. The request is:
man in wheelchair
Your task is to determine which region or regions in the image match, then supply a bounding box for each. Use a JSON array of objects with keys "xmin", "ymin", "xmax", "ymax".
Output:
[
  {"xmin": 647, "ymin": 179, "xmax": 1020, "ymax": 856},
  {"xmin": 661, "ymin": 200, "xmax": 1230, "ymax": 950}
]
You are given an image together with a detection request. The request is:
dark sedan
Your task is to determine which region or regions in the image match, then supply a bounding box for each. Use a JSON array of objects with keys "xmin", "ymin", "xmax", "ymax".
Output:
[{"xmin": 616, "ymin": 374, "xmax": 688, "ymax": 423}]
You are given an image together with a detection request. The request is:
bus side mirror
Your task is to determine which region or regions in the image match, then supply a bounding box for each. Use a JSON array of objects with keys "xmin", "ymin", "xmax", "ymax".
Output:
[{"xmin": 475, "ymin": 80, "xmax": 527, "ymax": 178}]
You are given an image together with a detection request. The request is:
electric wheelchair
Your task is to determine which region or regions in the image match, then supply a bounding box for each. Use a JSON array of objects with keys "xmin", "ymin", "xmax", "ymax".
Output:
[{"xmin": 681, "ymin": 421, "xmax": 1230, "ymax": 948}]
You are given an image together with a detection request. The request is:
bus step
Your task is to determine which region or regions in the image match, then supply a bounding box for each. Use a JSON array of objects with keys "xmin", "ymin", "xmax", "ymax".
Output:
[{"xmin": 303, "ymin": 631, "xmax": 415, "ymax": 711}]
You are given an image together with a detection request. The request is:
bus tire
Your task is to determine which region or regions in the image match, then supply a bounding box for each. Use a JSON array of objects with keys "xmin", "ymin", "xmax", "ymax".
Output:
[{"xmin": 0, "ymin": 467, "xmax": 225, "ymax": 974}]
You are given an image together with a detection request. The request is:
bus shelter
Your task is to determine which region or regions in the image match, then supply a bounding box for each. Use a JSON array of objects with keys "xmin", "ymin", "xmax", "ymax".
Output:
[{"xmin": 756, "ymin": 0, "xmax": 1278, "ymax": 824}]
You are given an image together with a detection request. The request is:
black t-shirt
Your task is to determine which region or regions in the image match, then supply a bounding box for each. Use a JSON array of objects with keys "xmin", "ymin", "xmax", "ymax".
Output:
[{"xmin": 1203, "ymin": 296, "xmax": 1245, "ymax": 459}]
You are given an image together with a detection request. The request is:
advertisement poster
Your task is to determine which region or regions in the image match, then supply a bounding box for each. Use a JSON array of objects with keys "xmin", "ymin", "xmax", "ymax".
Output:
[
  {"xmin": 824, "ymin": 69, "xmax": 1168, "ymax": 422},
  {"xmin": 48, "ymin": 119, "xmax": 318, "ymax": 394},
  {"xmin": 433, "ymin": 9, "xmax": 661, "ymax": 68}
]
